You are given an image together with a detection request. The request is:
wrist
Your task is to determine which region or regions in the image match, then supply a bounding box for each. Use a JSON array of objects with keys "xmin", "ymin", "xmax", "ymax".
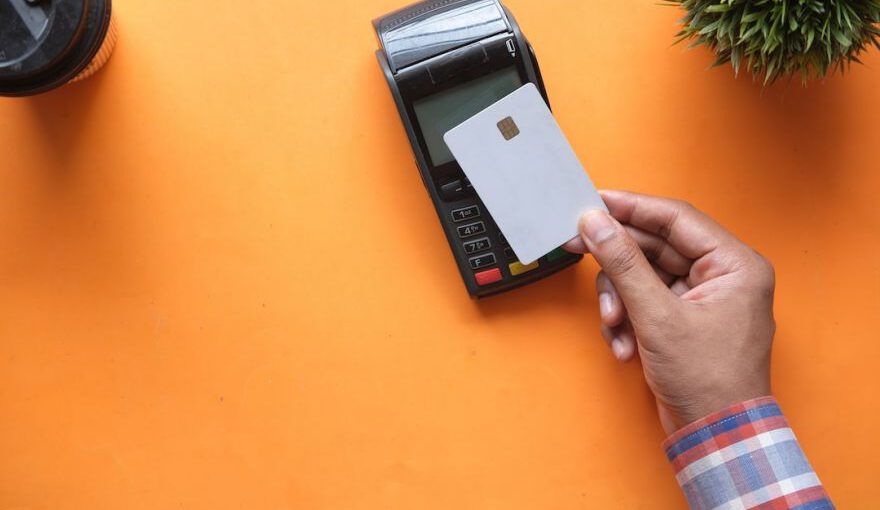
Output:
[
  {"xmin": 670, "ymin": 373, "xmax": 772, "ymax": 431},
  {"xmin": 665, "ymin": 393, "xmax": 775, "ymax": 439}
]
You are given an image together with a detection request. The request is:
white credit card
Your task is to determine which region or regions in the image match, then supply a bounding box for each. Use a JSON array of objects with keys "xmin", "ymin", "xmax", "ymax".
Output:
[{"xmin": 443, "ymin": 83, "xmax": 606, "ymax": 265}]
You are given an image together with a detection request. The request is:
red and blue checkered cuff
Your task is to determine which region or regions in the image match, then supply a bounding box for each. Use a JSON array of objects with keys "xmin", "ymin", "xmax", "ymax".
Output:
[{"xmin": 662, "ymin": 397, "xmax": 833, "ymax": 510}]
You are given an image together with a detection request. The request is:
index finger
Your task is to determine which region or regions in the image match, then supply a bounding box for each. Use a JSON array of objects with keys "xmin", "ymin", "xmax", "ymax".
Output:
[{"xmin": 599, "ymin": 190, "xmax": 733, "ymax": 259}]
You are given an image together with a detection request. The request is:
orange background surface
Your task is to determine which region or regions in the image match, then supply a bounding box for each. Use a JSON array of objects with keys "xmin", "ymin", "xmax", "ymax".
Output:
[{"xmin": 1, "ymin": 1, "xmax": 879, "ymax": 508}]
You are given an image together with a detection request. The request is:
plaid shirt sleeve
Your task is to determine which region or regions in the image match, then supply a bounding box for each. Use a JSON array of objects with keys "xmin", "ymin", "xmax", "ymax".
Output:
[{"xmin": 662, "ymin": 396, "xmax": 834, "ymax": 510}]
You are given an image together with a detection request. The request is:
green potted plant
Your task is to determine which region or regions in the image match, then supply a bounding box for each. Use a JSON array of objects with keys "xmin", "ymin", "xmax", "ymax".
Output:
[{"xmin": 665, "ymin": 0, "xmax": 880, "ymax": 84}]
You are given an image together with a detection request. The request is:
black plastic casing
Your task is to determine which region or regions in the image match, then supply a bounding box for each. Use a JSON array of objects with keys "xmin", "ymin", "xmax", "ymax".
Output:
[{"xmin": 373, "ymin": 0, "xmax": 582, "ymax": 298}]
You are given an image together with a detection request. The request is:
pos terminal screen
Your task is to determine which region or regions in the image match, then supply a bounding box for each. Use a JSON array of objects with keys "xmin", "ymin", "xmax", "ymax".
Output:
[{"xmin": 413, "ymin": 67, "xmax": 522, "ymax": 167}]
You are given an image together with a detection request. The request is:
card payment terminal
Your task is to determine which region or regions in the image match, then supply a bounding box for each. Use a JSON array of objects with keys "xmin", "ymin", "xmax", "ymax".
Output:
[{"xmin": 373, "ymin": 0, "xmax": 582, "ymax": 298}]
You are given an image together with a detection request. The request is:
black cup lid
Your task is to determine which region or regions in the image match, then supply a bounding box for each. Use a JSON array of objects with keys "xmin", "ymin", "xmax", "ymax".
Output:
[
  {"xmin": 0, "ymin": 0, "xmax": 91, "ymax": 78},
  {"xmin": 0, "ymin": 0, "xmax": 112, "ymax": 95}
]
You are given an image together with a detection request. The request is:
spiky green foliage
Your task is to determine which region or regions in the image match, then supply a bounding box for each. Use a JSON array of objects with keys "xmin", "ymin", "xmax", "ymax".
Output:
[{"xmin": 664, "ymin": 0, "xmax": 880, "ymax": 84}]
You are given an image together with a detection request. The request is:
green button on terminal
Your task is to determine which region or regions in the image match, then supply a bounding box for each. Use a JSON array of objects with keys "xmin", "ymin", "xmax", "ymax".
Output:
[{"xmin": 545, "ymin": 247, "xmax": 568, "ymax": 262}]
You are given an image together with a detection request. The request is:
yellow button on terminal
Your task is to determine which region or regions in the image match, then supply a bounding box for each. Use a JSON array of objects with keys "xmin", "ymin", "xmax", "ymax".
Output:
[{"xmin": 509, "ymin": 260, "xmax": 539, "ymax": 276}]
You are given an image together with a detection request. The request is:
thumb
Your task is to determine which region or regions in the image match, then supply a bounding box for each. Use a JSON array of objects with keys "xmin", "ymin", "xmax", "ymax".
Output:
[{"xmin": 579, "ymin": 210, "xmax": 674, "ymax": 318}]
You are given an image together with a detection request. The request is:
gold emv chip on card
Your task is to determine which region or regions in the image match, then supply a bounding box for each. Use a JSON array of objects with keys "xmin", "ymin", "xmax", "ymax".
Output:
[{"xmin": 497, "ymin": 116, "xmax": 520, "ymax": 140}]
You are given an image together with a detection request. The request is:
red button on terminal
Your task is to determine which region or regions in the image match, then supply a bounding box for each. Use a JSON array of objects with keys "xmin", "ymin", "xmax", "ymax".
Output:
[{"xmin": 475, "ymin": 268, "xmax": 502, "ymax": 286}]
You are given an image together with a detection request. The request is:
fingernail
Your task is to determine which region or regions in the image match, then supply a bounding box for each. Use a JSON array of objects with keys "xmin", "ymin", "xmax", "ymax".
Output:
[
  {"xmin": 611, "ymin": 338, "xmax": 627, "ymax": 361},
  {"xmin": 599, "ymin": 292, "xmax": 613, "ymax": 318},
  {"xmin": 581, "ymin": 210, "xmax": 616, "ymax": 244}
]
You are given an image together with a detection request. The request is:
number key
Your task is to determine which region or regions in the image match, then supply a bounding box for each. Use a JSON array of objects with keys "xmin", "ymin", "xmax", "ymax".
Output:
[
  {"xmin": 463, "ymin": 237, "xmax": 491, "ymax": 254},
  {"xmin": 451, "ymin": 205, "xmax": 480, "ymax": 222},
  {"xmin": 457, "ymin": 221, "xmax": 486, "ymax": 238}
]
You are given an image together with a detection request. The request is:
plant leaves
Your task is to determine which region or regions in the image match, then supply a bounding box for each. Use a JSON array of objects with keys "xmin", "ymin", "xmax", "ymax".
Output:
[{"xmin": 666, "ymin": 0, "xmax": 880, "ymax": 85}]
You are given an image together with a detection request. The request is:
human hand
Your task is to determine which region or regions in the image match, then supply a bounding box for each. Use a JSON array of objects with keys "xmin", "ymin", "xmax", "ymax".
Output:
[{"xmin": 564, "ymin": 191, "xmax": 775, "ymax": 433}]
